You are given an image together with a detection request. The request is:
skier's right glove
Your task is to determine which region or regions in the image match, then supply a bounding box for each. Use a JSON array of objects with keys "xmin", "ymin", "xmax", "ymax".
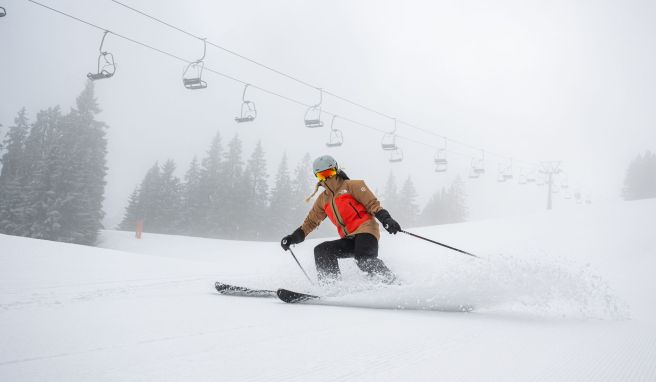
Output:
[
  {"xmin": 375, "ymin": 209, "xmax": 402, "ymax": 235},
  {"xmin": 281, "ymin": 227, "xmax": 305, "ymax": 251}
]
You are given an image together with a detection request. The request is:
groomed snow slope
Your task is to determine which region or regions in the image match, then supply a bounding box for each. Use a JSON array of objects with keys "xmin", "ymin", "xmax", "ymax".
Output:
[{"xmin": 1, "ymin": 199, "xmax": 655, "ymax": 381}]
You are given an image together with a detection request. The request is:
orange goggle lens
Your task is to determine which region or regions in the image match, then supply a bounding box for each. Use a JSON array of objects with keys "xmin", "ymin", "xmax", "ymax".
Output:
[{"xmin": 315, "ymin": 168, "xmax": 337, "ymax": 181}]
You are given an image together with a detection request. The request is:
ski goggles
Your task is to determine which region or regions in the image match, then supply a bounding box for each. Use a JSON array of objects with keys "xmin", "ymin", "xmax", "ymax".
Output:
[{"xmin": 315, "ymin": 168, "xmax": 337, "ymax": 181}]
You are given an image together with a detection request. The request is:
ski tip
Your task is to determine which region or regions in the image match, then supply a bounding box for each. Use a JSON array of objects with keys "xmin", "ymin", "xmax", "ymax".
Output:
[{"xmin": 276, "ymin": 288, "xmax": 318, "ymax": 303}]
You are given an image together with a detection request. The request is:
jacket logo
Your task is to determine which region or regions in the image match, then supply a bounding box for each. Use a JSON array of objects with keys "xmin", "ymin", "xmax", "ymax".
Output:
[
  {"xmin": 361, "ymin": 187, "xmax": 366, "ymax": 192},
  {"xmin": 338, "ymin": 190, "xmax": 348, "ymax": 194}
]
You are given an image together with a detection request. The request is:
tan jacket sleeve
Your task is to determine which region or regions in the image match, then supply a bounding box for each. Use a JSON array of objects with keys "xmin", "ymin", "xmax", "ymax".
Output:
[
  {"xmin": 349, "ymin": 180, "xmax": 383, "ymax": 215},
  {"xmin": 300, "ymin": 194, "xmax": 327, "ymax": 237}
]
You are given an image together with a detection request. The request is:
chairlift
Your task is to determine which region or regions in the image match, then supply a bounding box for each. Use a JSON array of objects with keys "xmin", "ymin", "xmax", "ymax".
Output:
[
  {"xmin": 526, "ymin": 170, "xmax": 536, "ymax": 183},
  {"xmin": 0, "ymin": 7, "xmax": 6, "ymax": 17},
  {"xmin": 304, "ymin": 88, "xmax": 323, "ymax": 128},
  {"xmin": 389, "ymin": 148, "xmax": 403, "ymax": 163},
  {"xmin": 503, "ymin": 160, "xmax": 514, "ymax": 180},
  {"xmin": 434, "ymin": 149, "xmax": 448, "ymax": 173},
  {"xmin": 235, "ymin": 84, "xmax": 257, "ymax": 123},
  {"xmin": 518, "ymin": 169, "xmax": 527, "ymax": 185},
  {"xmin": 325, "ymin": 115, "xmax": 344, "ymax": 147},
  {"xmin": 468, "ymin": 167, "xmax": 479, "ymax": 179},
  {"xmin": 381, "ymin": 118, "xmax": 398, "ymax": 150},
  {"xmin": 182, "ymin": 38, "xmax": 207, "ymax": 90},
  {"xmin": 472, "ymin": 150, "xmax": 485, "ymax": 175},
  {"xmin": 87, "ymin": 31, "xmax": 116, "ymax": 81},
  {"xmin": 559, "ymin": 173, "xmax": 569, "ymax": 189},
  {"xmin": 497, "ymin": 169, "xmax": 506, "ymax": 183}
]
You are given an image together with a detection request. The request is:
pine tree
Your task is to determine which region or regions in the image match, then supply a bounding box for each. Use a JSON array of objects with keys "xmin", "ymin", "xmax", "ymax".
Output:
[
  {"xmin": 118, "ymin": 187, "xmax": 141, "ymax": 231},
  {"xmin": 290, "ymin": 153, "xmax": 312, "ymax": 225},
  {"xmin": 219, "ymin": 135, "xmax": 244, "ymax": 237},
  {"xmin": 397, "ymin": 176, "xmax": 420, "ymax": 227},
  {"xmin": 445, "ymin": 175, "xmax": 467, "ymax": 223},
  {"xmin": 157, "ymin": 159, "xmax": 183, "ymax": 234},
  {"xmin": 58, "ymin": 81, "xmax": 108, "ymax": 244},
  {"xmin": 19, "ymin": 107, "xmax": 65, "ymax": 240},
  {"xmin": 268, "ymin": 152, "xmax": 294, "ymax": 239},
  {"xmin": 181, "ymin": 156, "xmax": 204, "ymax": 235},
  {"xmin": 382, "ymin": 172, "xmax": 400, "ymax": 213},
  {"xmin": 200, "ymin": 132, "xmax": 223, "ymax": 237},
  {"xmin": 622, "ymin": 151, "xmax": 656, "ymax": 200},
  {"xmin": 240, "ymin": 141, "xmax": 269, "ymax": 240},
  {"xmin": 136, "ymin": 162, "xmax": 161, "ymax": 232},
  {"xmin": 419, "ymin": 189, "xmax": 445, "ymax": 226},
  {"xmin": 0, "ymin": 108, "xmax": 30, "ymax": 235}
]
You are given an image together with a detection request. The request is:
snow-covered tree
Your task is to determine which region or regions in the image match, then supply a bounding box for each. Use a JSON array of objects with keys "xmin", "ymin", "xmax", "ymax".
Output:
[
  {"xmin": 240, "ymin": 141, "xmax": 269, "ymax": 240},
  {"xmin": 219, "ymin": 135, "xmax": 245, "ymax": 237},
  {"xmin": 181, "ymin": 156, "xmax": 204, "ymax": 235},
  {"xmin": 0, "ymin": 108, "xmax": 30, "ymax": 235},
  {"xmin": 199, "ymin": 132, "xmax": 223, "ymax": 237},
  {"xmin": 622, "ymin": 151, "xmax": 656, "ymax": 201},
  {"xmin": 268, "ymin": 152, "xmax": 294, "ymax": 239},
  {"xmin": 396, "ymin": 176, "xmax": 420, "ymax": 228},
  {"xmin": 290, "ymin": 153, "xmax": 312, "ymax": 225}
]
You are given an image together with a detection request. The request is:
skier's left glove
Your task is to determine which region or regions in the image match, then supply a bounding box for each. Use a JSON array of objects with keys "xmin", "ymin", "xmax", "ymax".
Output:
[
  {"xmin": 375, "ymin": 209, "xmax": 401, "ymax": 235},
  {"xmin": 281, "ymin": 227, "xmax": 305, "ymax": 250}
]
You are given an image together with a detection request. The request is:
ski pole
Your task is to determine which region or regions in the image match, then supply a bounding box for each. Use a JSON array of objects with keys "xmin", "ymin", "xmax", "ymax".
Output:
[
  {"xmin": 286, "ymin": 247, "xmax": 315, "ymax": 285},
  {"xmin": 400, "ymin": 230, "xmax": 480, "ymax": 259}
]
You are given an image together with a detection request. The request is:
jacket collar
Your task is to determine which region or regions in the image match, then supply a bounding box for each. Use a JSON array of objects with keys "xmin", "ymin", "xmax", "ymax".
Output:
[{"xmin": 321, "ymin": 176, "xmax": 345, "ymax": 195}]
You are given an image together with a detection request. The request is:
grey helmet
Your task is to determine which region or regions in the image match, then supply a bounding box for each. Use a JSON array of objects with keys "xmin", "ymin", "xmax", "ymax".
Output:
[{"xmin": 312, "ymin": 155, "xmax": 338, "ymax": 174}]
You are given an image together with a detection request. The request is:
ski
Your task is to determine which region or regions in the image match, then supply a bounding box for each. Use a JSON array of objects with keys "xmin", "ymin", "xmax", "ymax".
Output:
[
  {"xmin": 214, "ymin": 282, "xmax": 277, "ymax": 298},
  {"xmin": 276, "ymin": 288, "xmax": 320, "ymax": 303}
]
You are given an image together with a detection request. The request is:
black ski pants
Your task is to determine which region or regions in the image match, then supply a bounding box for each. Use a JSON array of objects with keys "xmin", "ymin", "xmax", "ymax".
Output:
[{"xmin": 313, "ymin": 233, "xmax": 392, "ymax": 282}]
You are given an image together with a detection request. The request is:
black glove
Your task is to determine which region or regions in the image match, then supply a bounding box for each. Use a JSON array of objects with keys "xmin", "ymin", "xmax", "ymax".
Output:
[
  {"xmin": 281, "ymin": 227, "xmax": 305, "ymax": 250},
  {"xmin": 375, "ymin": 209, "xmax": 402, "ymax": 235}
]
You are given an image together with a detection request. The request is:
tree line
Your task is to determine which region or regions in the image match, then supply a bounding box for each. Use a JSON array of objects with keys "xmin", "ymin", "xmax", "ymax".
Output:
[
  {"xmin": 0, "ymin": 82, "xmax": 107, "ymax": 245},
  {"xmin": 622, "ymin": 150, "xmax": 656, "ymax": 201},
  {"xmin": 118, "ymin": 135, "xmax": 468, "ymax": 241}
]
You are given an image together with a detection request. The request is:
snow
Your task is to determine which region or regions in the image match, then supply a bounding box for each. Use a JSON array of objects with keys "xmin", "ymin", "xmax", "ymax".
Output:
[{"xmin": 1, "ymin": 199, "xmax": 656, "ymax": 381}]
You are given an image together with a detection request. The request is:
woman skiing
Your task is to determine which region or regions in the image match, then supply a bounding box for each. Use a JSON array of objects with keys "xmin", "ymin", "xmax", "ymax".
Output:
[{"xmin": 281, "ymin": 155, "xmax": 401, "ymax": 284}]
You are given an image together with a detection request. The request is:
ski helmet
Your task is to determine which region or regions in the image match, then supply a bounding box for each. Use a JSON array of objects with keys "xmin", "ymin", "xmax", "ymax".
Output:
[{"xmin": 312, "ymin": 155, "xmax": 338, "ymax": 174}]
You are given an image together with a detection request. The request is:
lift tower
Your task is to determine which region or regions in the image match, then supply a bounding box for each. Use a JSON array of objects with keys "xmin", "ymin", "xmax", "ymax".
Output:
[{"xmin": 540, "ymin": 161, "xmax": 561, "ymax": 210}]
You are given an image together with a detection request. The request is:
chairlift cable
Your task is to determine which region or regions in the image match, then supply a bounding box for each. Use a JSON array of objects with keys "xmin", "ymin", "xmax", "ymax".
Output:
[
  {"xmin": 29, "ymin": 0, "xmax": 541, "ymax": 170},
  {"xmin": 106, "ymin": 0, "xmax": 539, "ymax": 167}
]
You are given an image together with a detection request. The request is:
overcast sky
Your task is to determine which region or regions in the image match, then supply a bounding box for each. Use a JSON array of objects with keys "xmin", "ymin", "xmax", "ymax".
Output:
[{"xmin": 1, "ymin": 0, "xmax": 655, "ymax": 227}]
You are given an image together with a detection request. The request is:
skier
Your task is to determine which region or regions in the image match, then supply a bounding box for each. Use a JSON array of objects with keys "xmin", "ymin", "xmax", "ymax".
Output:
[{"xmin": 281, "ymin": 155, "xmax": 402, "ymax": 284}]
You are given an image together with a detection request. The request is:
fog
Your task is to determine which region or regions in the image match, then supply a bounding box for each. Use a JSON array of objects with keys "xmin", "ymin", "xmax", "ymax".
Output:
[{"xmin": 2, "ymin": 0, "xmax": 655, "ymax": 228}]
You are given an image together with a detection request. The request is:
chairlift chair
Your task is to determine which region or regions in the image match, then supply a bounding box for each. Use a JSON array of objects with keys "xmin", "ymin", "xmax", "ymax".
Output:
[
  {"xmin": 0, "ymin": 7, "xmax": 6, "ymax": 17},
  {"xmin": 468, "ymin": 168, "xmax": 479, "ymax": 179},
  {"xmin": 472, "ymin": 159, "xmax": 485, "ymax": 175},
  {"xmin": 304, "ymin": 88, "xmax": 323, "ymax": 128},
  {"xmin": 473, "ymin": 150, "xmax": 485, "ymax": 175},
  {"xmin": 183, "ymin": 39, "xmax": 207, "ymax": 90},
  {"xmin": 434, "ymin": 150, "xmax": 448, "ymax": 173},
  {"xmin": 381, "ymin": 133, "xmax": 397, "ymax": 150},
  {"xmin": 235, "ymin": 84, "xmax": 257, "ymax": 123},
  {"xmin": 325, "ymin": 115, "xmax": 343, "ymax": 147},
  {"xmin": 326, "ymin": 130, "xmax": 344, "ymax": 147},
  {"xmin": 503, "ymin": 169, "xmax": 513, "ymax": 180},
  {"xmin": 389, "ymin": 148, "xmax": 403, "ymax": 163},
  {"xmin": 87, "ymin": 31, "xmax": 116, "ymax": 81},
  {"xmin": 526, "ymin": 171, "xmax": 536, "ymax": 183},
  {"xmin": 518, "ymin": 170, "xmax": 527, "ymax": 185}
]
